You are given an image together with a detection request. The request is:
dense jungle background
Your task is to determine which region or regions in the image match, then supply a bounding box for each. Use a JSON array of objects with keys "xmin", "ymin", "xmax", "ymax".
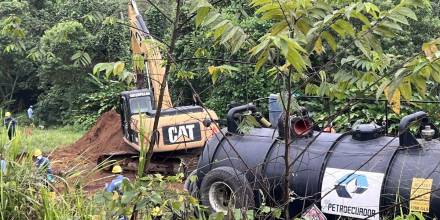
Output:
[{"xmin": 1, "ymin": 0, "xmax": 439, "ymax": 132}]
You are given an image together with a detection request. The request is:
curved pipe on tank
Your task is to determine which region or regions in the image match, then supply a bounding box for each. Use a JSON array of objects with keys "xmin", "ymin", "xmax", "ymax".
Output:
[
  {"xmin": 399, "ymin": 111, "xmax": 427, "ymax": 133},
  {"xmin": 227, "ymin": 103, "xmax": 257, "ymax": 133},
  {"xmin": 399, "ymin": 111, "xmax": 427, "ymax": 147}
]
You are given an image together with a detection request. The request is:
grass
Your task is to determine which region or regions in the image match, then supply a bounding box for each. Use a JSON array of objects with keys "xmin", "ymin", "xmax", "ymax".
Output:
[
  {"xmin": 20, "ymin": 126, "xmax": 85, "ymax": 152},
  {"xmin": 0, "ymin": 124, "xmax": 95, "ymax": 220},
  {"xmin": 0, "ymin": 126, "xmax": 85, "ymax": 153}
]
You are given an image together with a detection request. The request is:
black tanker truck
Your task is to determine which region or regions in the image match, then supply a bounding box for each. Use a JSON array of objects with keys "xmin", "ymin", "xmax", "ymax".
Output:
[{"xmin": 186, "ymin": 99, "xmax": 440, "ymax": 219}]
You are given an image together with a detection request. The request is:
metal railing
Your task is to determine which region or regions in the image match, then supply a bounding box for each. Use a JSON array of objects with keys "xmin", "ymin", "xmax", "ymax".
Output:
[{"xmin": 296, "ymin": 96, "xmax": 440, "ymax": 134}]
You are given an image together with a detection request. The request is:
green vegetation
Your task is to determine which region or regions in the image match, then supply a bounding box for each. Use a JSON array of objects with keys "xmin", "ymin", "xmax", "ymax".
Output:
[
  {"xmin": 1, "ymin": 0, "xmax": 439, "ymax": 128},
  {"xmin": 1, "ymin": 0, "xmax": 440, "ymax": 219},
  {"xmin": 0, "ymin": 0, "xmax": 130, "ymax": 127},
  {"xmin": 19, "ymin": 126, "xmax": 84, "ymax": 152},
  {"xmin": 0, "ymin": 125, "xmax": 84, "ymax": 153},
  {"xmin": 0, "ymin": 126, "xmax": 203, "ymax": 220}
]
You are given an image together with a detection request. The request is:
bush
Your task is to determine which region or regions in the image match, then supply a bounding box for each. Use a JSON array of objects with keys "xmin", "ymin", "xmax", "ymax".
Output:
[{"xmin": 67, "ymin": 80, "xmax": 127, "ymax": 130}]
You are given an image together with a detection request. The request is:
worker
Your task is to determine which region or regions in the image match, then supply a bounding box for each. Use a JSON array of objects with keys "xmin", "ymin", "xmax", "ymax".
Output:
[
  {"xmin": 33, "ymin": 149, "xmax": 54, "ymax": 184},
  {"xmin": 3, "ymin": 112, "xmax": 16, "ymax": 140},
  {"xmin": 27, "ymin": 105, "xmax": 33, "ymax": 120},
  {"xmin": 105, "ymin": 165, "xmax": 128, "ymax": 220},
  {"xmin": 0, "ymin": 154, "xmax": 6, "ymax": 175},
  {"xmin": 105, "ymin": 165, "xmax": 126, "ymax": 194}
]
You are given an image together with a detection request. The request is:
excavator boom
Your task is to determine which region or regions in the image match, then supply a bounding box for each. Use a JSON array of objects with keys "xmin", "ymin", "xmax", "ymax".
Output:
[
  {"xmin": 97, "ymin": 1, "xmax": 219, "ymax": 175},
  {"xmin": 128, "ymin": 0, "xmax": 173, "ymax": 109}
]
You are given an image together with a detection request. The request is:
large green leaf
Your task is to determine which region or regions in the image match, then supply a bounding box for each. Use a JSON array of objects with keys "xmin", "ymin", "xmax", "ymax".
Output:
[
  {"xmin": 395, "ymin": 6, "xmax": 417, "ymax": 20},
  {"xmin": 255, "ymin": 49, "xmax": 269, "ymax": 72},
  {"xmin": 412, "ymin": 61, "xmax": 428, "ymax": 75},
  {"xmin": 202, "ymin": 12, "xmax": 220, "ymax": 27},
  {"xmin": 305, "ymin": 83, "xmax": 319, "ymax": 95},
  {"xmin": 376, "ymin": 79, "xmax": 390, "ymax": 100},
  {"xmin": 399, "ymin": 78, "xmax": 412, "ymax": 100},
  {"xmin": 355, "ymin": 40, "xmax": 370, "ymax": 59},
  {"xmin": 321, "ymin": 31, "xmax": 337, "ymax": 52},
  {"xmin": 381, "ymin": 21, "xmax": 403, "ymax": 31},
  {"xmin": 388, "ymin": 13, "xmax": 409, "ymax": 25},
  {"xmin": 431, "ymin": 63, "xmax": 440, "ymax": 83},
  {"xmin": 412, "ymin": 75, "xmax": 427, "ymax": 97},
  {"xmin": 313, "ymin": 37, "xmax": 324, "ymax": 55},
  {"xmin": 334, "ymin": 19, "xmax": 355, "ymax": 37},
  {"xmin": 220, "ymin": 26, "xmax": 239, "ymax": 45},
  {"xmin": 278, "ymin": 37, "xmax": 307, "ymax": 72},
  {"xmin": 364, "ymin": 2, "xmax": 380, "ymax": 18},
  {"xmin": 196, "ymin": 7, "xmax": 211, "ymax": 27},
  {"xmin": 352, "ymin": 11, "xmax": 370, "ymax": 26},
  {"xmin": 113, "ymin": 61, "xmax": 125, "ymax": 75},
  {"xmin": 121, "ymin": 191, "xmax": 138, "ymax": 204}
]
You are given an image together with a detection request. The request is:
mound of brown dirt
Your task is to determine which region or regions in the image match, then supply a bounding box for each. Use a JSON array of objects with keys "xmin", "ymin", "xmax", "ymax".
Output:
[
  {"xmin": 51, "ymin": 110, "xmax": 136, "ymax": 170},
  {"xmin": 48, "ymin": 110, "xmax": 186, "ymax": 194}
]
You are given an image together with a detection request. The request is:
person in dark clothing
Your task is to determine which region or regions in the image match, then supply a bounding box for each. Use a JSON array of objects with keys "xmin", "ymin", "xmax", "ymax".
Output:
[
  {"xmin": 33, "ymin": 148, "xmax": 54, "ymax": 187},
  {"xmin": 3, "ymin": 112, "xmax": 16, "ymax": 140}
]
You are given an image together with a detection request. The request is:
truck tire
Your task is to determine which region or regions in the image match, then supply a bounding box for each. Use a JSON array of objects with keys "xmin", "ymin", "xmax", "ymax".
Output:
[{"xmin": 200, "ymin": 166, "xmax": 255, "ymax": 213}]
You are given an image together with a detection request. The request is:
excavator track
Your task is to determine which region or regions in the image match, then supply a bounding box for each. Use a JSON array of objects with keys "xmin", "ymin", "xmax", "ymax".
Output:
[{"xmin": 97, "ymin": 148, "xmax": 202, "ymax": 176}]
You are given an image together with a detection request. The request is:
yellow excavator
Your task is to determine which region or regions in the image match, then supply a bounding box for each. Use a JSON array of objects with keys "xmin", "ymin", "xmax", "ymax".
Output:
[{"xmin": 98, "ymin": 0, "xmax": 218, "ymax": 174}]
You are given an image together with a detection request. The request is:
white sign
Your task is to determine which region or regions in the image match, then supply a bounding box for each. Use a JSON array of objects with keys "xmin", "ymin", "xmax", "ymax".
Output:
[
  {"xmin": 129, "ymin": 91, "xmax": 150, "ymax": 97},
  {"xmin": 168, "ymin": 124, "xmax": 195, "ymax": 143},
  {"xmin": 321, "ymin": 168, "xmax": 384, "ymax": 220}
]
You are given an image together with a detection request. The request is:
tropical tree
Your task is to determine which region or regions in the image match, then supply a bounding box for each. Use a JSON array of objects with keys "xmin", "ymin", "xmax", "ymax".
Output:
[{"xmin": 191, "ymin": 0, "xmax": 439, "ymax": 217}]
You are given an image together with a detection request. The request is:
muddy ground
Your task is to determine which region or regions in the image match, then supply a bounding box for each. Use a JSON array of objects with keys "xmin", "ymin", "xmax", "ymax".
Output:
[{"xmin": 49, "ymin": 110, "xmax": 182, "ymax": 193}]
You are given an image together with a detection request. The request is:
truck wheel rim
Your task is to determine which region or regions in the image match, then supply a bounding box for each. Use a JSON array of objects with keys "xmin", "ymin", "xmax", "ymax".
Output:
[{"xmin": 208, "ymin": 181, "xmax": 234, "ymax": 213}]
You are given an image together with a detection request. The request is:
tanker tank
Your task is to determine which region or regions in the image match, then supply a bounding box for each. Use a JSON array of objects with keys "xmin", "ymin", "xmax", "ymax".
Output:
[{"xmin": 190, "ymin": 103, "xmax": 440, "ymax": 219}]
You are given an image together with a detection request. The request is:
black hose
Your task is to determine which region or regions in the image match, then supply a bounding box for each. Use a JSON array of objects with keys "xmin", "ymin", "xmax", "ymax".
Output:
[
  {"xmin": 399, "ymin": 111, "xmax": 427, "ymax": 147},
  {"xmin": 227, "ymin": 104, "xmax": 257, "ymax": 133}
]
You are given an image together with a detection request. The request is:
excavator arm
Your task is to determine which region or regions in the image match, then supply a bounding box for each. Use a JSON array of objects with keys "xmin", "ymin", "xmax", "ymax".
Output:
[
  {"xmin": 128, "ymin": 0, "xmax": 173, "ymax": 109},
  {"xmin": 97, "ymin": 1, "xmax": 219, "ymax": 176}
]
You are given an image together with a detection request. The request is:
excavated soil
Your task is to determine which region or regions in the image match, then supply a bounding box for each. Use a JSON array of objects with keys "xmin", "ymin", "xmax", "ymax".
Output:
[
  {"xmin": 52, "ymin": 110, "xmax": 136, "ymax": 163},
  {"xmin": 49, "ymin": 110, "xmax": 183, "ymax": 194},
  {"xmin": 50, "ymin": 110, "xmax": 137, "ymax": 193}
]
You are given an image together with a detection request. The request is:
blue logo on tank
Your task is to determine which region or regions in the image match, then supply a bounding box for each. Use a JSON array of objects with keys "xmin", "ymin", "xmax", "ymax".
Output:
[{"xmin": 335, "ymin": 174, "xmax": 368, "ymax": 198}]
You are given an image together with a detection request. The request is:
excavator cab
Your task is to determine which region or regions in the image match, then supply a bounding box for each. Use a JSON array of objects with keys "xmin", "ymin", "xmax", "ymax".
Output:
[
  {"xmin": 116, "ymin": 88, "xmax": 219, "ymax": 174},
  {"xmin": 119, "ymin": 88, "xmax": 218, "ymax": 152},
  {"xmin": 119, "ymin": 89, "xmax": 154, "ymax": 143}
]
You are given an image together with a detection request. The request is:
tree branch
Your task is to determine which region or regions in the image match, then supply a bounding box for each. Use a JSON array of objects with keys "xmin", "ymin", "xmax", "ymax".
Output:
[
  {"xmin": 144, "ymin": 0, "xmax": 173, "ymax": 23},
  {"xmin": 144, "ymin": 0, "xmax": 182, "ymax": 175},
  {"xmin": 176, "ymin": 57, "xmax": 255, "ymax": 65}
]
